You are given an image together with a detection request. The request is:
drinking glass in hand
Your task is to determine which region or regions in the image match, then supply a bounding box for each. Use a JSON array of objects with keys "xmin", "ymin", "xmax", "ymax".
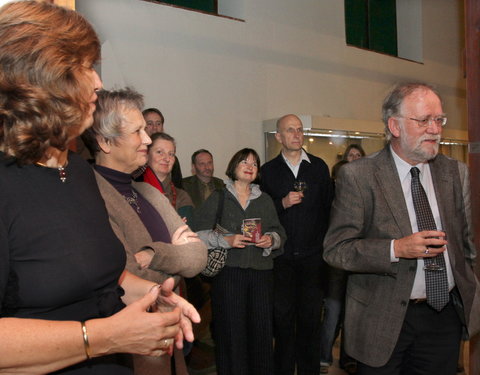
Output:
[
  {"xmin": 293, "ymin": 180, "xmax": 308, "ymax": 193},
  {"xmin": 423, "ymin": 231, "xmax": 447, "ymax": 272},
  {"xmin": 149, "ymin": 293, "xmax": 175, "ymax": 355}
]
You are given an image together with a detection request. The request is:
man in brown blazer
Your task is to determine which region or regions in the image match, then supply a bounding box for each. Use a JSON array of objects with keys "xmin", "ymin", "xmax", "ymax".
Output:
[{"xmin": 324, "ymin": 82, "xmax": 479, "ymax": 374}]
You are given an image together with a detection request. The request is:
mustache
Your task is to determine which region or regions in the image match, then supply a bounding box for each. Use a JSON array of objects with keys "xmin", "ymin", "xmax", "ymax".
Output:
[{"xmin": 420, "ymin": 135, "xmax": 441, "ymax": 143}]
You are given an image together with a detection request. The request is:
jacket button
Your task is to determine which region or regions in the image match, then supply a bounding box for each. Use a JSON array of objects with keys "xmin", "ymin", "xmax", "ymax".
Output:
[{"xmin": 401, "ymin": 301, "xmax": 407, "ymax": 306}]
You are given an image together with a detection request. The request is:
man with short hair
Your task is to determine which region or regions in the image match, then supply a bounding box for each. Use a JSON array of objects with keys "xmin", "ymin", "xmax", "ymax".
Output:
[
  {"xmin": 261, "ymin": 114, "xmax": 334, "ymax": 375},
  {"xmin": 143, "ymin": 107, "xmax": 164, "ymax": 135},
  {"xmin": 182, "ymin": 149, "xmax": 224, "ymax": 208},
  {"xmin": 323, "ymin": 82, "xmax": 479, "ymax": 375}
]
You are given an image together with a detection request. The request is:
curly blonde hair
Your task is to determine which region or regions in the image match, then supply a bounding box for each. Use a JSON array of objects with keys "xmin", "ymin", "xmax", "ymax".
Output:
[{"xmin": 0, "ymin": 1, "xmax": 100, "ymax": 164}]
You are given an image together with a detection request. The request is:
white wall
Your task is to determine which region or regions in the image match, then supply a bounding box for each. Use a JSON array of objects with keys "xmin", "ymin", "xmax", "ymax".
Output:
[{"xmin": 77, "ymin": 0, "xmax": 466, "ymax": 178}]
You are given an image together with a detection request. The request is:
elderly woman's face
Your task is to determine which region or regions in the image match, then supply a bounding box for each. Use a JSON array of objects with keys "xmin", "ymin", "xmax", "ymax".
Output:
[
  {"xmin": 147, "ymin": 139, "xmax": 175, "ymax": 180},
  {"xmin": 108, "ymin": 107, "xmax": 151, "ymax": 173}
]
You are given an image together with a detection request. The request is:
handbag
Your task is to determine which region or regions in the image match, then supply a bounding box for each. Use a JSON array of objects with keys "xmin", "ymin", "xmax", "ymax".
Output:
[{"xmin": 201, "ymin": 189, "xmax": 228, "ymax": 277}]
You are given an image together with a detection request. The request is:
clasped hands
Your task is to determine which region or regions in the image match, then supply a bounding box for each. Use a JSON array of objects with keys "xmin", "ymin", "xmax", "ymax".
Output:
[{"xmin": 394, "ymin": 230, "xmax": 447, "ymax": 259}]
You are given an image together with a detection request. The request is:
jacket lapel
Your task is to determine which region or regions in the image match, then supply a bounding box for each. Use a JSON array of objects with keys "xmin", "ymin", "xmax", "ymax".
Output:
[
  {"xmin": 373, "ymin": 147, "xmax": 413, "ymax": 238},
  {"xmin": 429, "ymin": 156, "xmax": 457, "ymax": 268}
]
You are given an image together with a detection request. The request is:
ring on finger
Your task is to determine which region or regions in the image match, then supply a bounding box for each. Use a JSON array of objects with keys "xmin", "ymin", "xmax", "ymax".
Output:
[
  {"xmin": 159, "ymin": 339, "xmax": 169, "ymax": 349},
  {"xmin": 424, "ymin": 248, "xmax": 429, "ymax": 254}
]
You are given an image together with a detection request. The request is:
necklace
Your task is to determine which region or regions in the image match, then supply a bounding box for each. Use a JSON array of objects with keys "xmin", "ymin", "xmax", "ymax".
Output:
[
  {"xmin": 124, "ymin": 189, "xmax": 141, "ymax": 214},
  {"xmin": 35, "ymin": 161, "xmax": 68, "ymax": 183}
]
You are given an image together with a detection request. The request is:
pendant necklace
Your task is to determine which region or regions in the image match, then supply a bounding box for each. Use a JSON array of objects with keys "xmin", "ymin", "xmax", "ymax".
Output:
[
  {"xmin": 125, "ymin": 189, "xmax": 141, "ymax": 214},
  {"xmin": 35, "ymin": 160, "xmax": 68, "ymax": 183}
]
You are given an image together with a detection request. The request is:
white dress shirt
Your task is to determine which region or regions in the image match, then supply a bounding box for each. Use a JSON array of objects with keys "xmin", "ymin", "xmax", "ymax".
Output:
[{"xmin": 281, "ymin": 149, "xmax": 310, "ymax": 178}]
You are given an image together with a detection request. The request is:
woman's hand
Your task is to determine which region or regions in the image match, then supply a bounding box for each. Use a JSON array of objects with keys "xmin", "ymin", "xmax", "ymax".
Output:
[
  {"xmin": 134, "ymin": 249, "xmax": 154, "ymax": 269},
  {"xmin": 224, "ymin": 234, "xmax": 252, "ymax": 248},
  {"xmin": 171, "ymin": 225, "xmax": 200, "ymax": 245},
  {"xmin": 93, "ymin": 285, "xmax": 181, "ymax": 357},
  {"xmin": 255, "ymin": 234, "xmax": 273, "ymax": 249},
  {"xmin": 154, "ymin": 278, "xmax": 201, "ymax": 347}
]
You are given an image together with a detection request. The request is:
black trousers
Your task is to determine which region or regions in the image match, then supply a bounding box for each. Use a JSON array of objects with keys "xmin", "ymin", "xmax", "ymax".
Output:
[
  {"xmin": 357, "ymin": 298, "xmax": 462, "ymax": 375},
  {"xmin": 273, "ymin": 254, "xmax": 326, "ymax": 375},
  {"xmin": 211, "ymin": 266, "xmax": 274, "ymax": 375}
]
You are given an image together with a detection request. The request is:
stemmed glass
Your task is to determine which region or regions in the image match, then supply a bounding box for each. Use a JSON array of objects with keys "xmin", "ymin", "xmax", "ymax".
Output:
[
  {"xmin": 423, "ymin": 231, "xmax": 446, "ymax": 271},
  {"xmin": 293, "ymin": 180, "xmax": 308, "ymax": 193}
]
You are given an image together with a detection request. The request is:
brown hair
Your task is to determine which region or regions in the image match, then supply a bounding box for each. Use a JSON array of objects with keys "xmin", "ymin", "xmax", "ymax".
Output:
[
  {"xmin": 225, "ymin": 148, "xmax": 261, "ymax": 183},
  {"xmin": 342, "ymin": 144, "xmax": 366, "ymax": 161},
  {"xmin": 142, "ymin": 108, "xmax": 165, "ymax": 124},
  {"xmin": 147, "ymin": 132, "xmax": 176, "ymax": 156},
  {"xmin": 0, "ymin": 1, "xmax": 100, "ymax": 164}
]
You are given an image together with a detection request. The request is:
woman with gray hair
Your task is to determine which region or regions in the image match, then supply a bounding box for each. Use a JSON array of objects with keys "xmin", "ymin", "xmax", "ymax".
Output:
[{"xmin": 82, "ymin": 87, "xmax": 207, "ymax": 375}]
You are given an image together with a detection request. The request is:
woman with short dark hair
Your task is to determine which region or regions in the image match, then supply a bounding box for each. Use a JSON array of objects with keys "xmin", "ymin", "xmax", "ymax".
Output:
[{"xmin": 193, "ymin": 148, "xmax": 286, "ymax": 375}]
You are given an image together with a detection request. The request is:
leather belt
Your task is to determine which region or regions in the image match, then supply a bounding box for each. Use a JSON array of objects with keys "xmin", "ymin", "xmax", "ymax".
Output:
[{"xmin": 409, "ymin": 298, "xmax": 427, "ymax": 304}]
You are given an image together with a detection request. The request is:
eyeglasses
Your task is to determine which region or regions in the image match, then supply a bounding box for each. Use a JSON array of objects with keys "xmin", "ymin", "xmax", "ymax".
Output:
[{"xmin": 397, "ymin": 115, "xmax": 447, "ymax": 128}]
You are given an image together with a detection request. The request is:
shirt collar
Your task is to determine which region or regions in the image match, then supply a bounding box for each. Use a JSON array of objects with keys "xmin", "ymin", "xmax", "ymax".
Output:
[
  {"xmin": 281, "ymin": 148, "xmax": 310, "ymax": 167},
  {"xmin": 390, "ymin": 145, "xmax": 429, "ymax": 183}
]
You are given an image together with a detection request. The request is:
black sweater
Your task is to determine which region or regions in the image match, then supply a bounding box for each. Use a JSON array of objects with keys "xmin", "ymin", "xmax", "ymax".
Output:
[{"xmin": 260, "ymin": 152, "xmax": 333, "ymax": 259}]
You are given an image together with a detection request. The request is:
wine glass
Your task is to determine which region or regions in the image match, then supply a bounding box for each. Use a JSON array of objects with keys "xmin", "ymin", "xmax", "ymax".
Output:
[
  {"xmin": 423, "ymin": 231, "xmax": 446, "ymax": 271},
  {"xmin": 293, "ymin": 180, "xmax": 308, "ymax": 193},
  {"xmin": 148, "ymin": 289, "xmax": 175, "ymax": 355}
]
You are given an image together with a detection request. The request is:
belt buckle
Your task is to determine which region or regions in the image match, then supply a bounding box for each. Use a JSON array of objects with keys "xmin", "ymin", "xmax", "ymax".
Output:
[{"xmin": 410, "ymin": 298, "xmax": 427, "ymax": 304}]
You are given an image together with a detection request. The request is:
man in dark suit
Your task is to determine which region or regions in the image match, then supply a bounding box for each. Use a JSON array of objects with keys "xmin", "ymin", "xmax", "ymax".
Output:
[
  {"xmin": 324, "ymin": 82, "xmax": 480, "ymax": 374},
  {"xmin": 261, "ymin": 114, "xmax": 333, "ymax": 375},
  {"xmin": 182, "ymin": 149, "xmax": 224, "ymax": 209}
]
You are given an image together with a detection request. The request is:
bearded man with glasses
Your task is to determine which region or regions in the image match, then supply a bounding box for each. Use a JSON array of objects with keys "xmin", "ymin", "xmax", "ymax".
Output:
[{"xmin": 323, "ymin": 82, "xmax": 480, "ymax": 375}]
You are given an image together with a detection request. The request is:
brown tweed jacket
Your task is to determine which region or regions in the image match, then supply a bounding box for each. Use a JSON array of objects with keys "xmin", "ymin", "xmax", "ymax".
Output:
[
  {"xmin": 95, "ymin": 171, "xmax": 207, "ymax": 283},
  {"xmin": 95, "ymin": 171, "xmax": 207, "ymax": 375}
]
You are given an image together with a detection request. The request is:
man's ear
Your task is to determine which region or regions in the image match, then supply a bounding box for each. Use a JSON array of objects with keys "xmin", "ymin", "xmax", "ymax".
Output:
[
  {"xmin": 97, "ymin": 135, "xmax": 111, "ymax": 154},
  {"xmin": 275, "ymin": 132, "xmax": 282, "ymax": 144},
  {"xmin": 388, "ymin": 117, "xmax": 401, "ymax": 138}
]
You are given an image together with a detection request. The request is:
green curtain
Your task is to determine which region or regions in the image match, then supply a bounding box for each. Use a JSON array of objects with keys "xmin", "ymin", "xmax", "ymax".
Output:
[
  {"xmin": 345, "ymin": 0, "xmax": 397, "ymax": 56},
  {"xmin": 156, "ymin": 0, "xmax": 216, "ymax": 13}
]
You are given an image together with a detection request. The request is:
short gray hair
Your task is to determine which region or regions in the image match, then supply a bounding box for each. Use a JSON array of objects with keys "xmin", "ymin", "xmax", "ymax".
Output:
[
  {"xmin": 382, "ymin": 82, "xmax": 442, "ymax": 141},
  {"xmin": 82, "ymin": 87, "xmax": 144, "ymax": 156}
]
